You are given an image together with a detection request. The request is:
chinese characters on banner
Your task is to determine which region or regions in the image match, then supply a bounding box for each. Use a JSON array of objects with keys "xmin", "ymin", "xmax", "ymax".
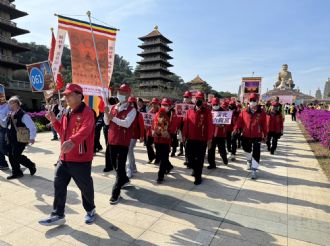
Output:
[
  {"xmin": 26, "ymin": 61, "xmax": 55, "ymax": 92},
  {"xmin": 212, "ymin": 111, "xmax": 233, "ymax": 125},
  {"xmin": 51, "ymin": 28, "xmax": 66, "ymax": 80},
  {"xmin": 175, "ymin": 103, "xmax": 195, "ymax": 118},
  {"xmin": 141, "ymin": 112, "xmax": 155, "ymax": 127}
]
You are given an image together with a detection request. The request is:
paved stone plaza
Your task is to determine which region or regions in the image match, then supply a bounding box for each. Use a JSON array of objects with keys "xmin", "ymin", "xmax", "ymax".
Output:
[{"xmin": 1, "ymin": 116, "xmax": 330, "ymax": 246}]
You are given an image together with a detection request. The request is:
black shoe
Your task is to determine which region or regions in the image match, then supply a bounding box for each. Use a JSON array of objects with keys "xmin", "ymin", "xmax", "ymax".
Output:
[
  {"xmin": 177, "ymin": 152, "xmax": 183, "ymax": 157},
  {"xmin": 207, "ymin": 165, "xmax": 216, "ymax": 170},
  {"xmin": 156, "ymin": 178, "xmax": 164, "ymax": 184},
  {"xmin": 7, "ymin": 173, "xmax": 24, "ymax": 180},
  {"xmin": 148, "ymin": 158, "xmax": 155, "ymax": 164},
  {"xmin": 154, "ymin": 160, "xmax": 160, "ymax": 165},
  {"xmin": 270, "ymin": 151, "xmax": 275, "ymax": 155},
  {"xmin": 29, "ymin": 166, "xmax": 37, "ymax": 176},
  {"xmin": 223, "ymin": 160, "xmax": 228, "ymax": 165},
  {"xmin": 194, "ymin": 178, "xmax": 202, "ymax": 185},
  {"xmin": 103, "ymin": 168, "xmax": 113, "ymax": 172},
  {"xmin": 191, "ymin": 170, "xmax": 195, "ymax": 177},
  {"xmin": 51, "ymin": 138, "xmax": 58, "ymax": 141},
  {"xmin": 165, "ymin": 166, "xmax": 173, "ymax": 175},
  {"xmin": 170, "ymin": 152, "xmax": 175, "ymax": 157},
  {"xmin": 110, "ymin": 195, "xmax": 120, "ymax": 205},
  {"xmin": 183, "ymin": 161, "xmax": 188, "ymax": 166}
]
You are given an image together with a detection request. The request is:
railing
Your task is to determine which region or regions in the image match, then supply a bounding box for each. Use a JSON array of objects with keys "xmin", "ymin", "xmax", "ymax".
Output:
[
  {"xmin": 138, "ymin": 56, "xmax": 172, "ymax": 63},
  {"xmin": 139, "ymin": 47, "xmax": 170, "ymax": 55},
  {"xmin": 0, "ymin": 0, "xmax": 16, "ymax": 8},
  {"xmin": 0, "ymin": 17, "xmax": 17, "ymax": 27},
  {"xmin": 140, "ymin": 40, "xmax": 171, "ymax": 48},
  {"xmin": 7, "ymin": 80, "xmax": 31, "ymax": 91},
  {"xmin": 0, "ymin": 54, "xmax": 19, "ymax": 62},
  {"xmin": 139, "ymin": 65, "xmax": 170, "ymax": 72}
]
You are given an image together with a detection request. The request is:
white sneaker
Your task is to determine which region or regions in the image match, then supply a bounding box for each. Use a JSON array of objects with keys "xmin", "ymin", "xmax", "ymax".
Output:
[
  {"xmin": 126, "ymin": 168, "xmax": 132, "ymax": 179},
  {"xmin": 251, "ymin": 170, "xmax": 257, "ymax": 180},
  {"xmin": 246, "ymin": 160, "xmax": 252, "ymax": 170}
]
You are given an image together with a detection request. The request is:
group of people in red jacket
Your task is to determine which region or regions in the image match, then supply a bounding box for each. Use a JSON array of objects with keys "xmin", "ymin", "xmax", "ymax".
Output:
[{"xmin": 39, "ymin": 82, "xmax": 284, "ymax": 226}]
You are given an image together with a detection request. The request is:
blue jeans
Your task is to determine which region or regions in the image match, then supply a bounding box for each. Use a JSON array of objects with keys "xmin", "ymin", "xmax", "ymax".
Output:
[
  {"xmin": 126, "ymin": 139, "xmax": 137, "ymax": 172},
  {"xmin": 0, "ymin": 127, "xmax": 8, "ymax": 166}
]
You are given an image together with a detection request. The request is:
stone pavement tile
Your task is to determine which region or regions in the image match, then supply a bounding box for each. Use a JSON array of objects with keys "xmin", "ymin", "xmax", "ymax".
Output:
[
  {"xmin": 224, "ymin": 212, "xmax": 287, "ymax": 237},
  {"xmin": 147, "ymin": 219, "xmax": 215, "ymax": 245},
  {"xmin": 173, "ymin": 193, "xmax": 231, "ymax": 221},
  {"xmin": 210, "ymin": 234, "xmax": 258, "ymax": 246},
  {"xmin": 102, "ymin": 206, "xmax": 159, "ymax": 230},
  {"xmin": 115, "ymin": 200, "xmax": 167, "ymax": 218},
  {"xmin": 79, "ymin": 215, "xmax": 145, "ymax": 243},
  {"xmin": 2, "ymin": 206, "xmax": 45, "ymax": 226},
  {"xmin": 216, "ymin": 222, "xmax": 287, "ymax": 246},
  {"xmin": 228, "ymin": 204, "xmax": 287, "ymax": 224},
  {"xmin": 288, "ymin": 206, "xmax": 330, "ymax": 222},
  {"xmin": 287, "ymin": 238, "xmax": 320, "ymax": 246},
  {"xmin": 30, "ymin": 223, "xmax": 77, "ymax": 240},
  {"xmin": 288, "ymin": 197, "xmax": 330, "ymax": 215},
  {"xmin": 288, "ymin": 225, "xmax": 330, "ymax": 246},
  {"xmin": 59, "ymin": 227, "xmax": 101, "ymax": 246},
  {"xmin": 0, "ymin": 217, "xmax": 25, "ymax": 237},
  {"xmin": 159, "ymin": 209, "xmax": 221, "ymax": 233},
  {"xmin": 288, "ymin": 215, "xmax": 330, "ymax": 234},
  {"xmin": 242, "ymin": 179, "xmax": 288, "ymax": 195},
  {"xmin": 1, "ymin": 226, "xmax": 59, "ymax": 246}
]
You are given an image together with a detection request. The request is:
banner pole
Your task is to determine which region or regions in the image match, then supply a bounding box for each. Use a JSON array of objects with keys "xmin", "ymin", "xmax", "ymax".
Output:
[{"xmin": 86, "ymin": 11, "xmax": 108, "ymax": 106}]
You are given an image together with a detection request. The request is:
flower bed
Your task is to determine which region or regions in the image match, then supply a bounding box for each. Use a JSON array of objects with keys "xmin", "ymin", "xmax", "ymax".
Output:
[
  {"xmin": 27, "ymin": 111, "xmax": 49, "ymax": 132},
  {"xmin": 300, "ymin": 109, "xmax": 330, "ymax": 149}
]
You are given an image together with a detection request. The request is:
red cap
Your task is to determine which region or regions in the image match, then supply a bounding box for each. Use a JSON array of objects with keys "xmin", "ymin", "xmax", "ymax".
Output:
[
  {"xmin": 272, "ymin": 101, "xmax": 279, "ymax": 107},
  {"xmin": 63, "ymin": 83, "xmax": 83, "ymax": 95},
  {"xmin": 211, "ymin": 97, "xmax": 220, "ymax": 105},
  {"xmin": 195, "ymin": 91, "xmax": 205, "ymax": 100},
  {"xmin": 249, "ymin": 93, "xmax": 257, "ymax": 101},
  {"xmin": 151, "ymin": 97, "xmax": 160, "ymax": 104},
  {"xmin": 161, "ymin": 98, "xmax": 172, "ymax": 106},
  {"xmin": 183, "ymin": 91, "xmax": 192, "ymax": 98},
  {"xmin": 229, "ymin": 100, "xmax": 236, "ymax": 105},
  {"xmin": 159, "ymin": 107, "xmax": 166, "ymax": 113},
  {"xmin": 118, "ymin": 84, "xmax": 131, "ymax": 94},
  {"xmin": 128, "ymin": 97, "xmax": 137, "ymax": 103}
]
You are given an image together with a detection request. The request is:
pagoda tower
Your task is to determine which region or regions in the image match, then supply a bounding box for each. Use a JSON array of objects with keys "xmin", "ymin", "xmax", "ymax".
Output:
[
  {"xmin": 323, "ymin": 78, "xmax": 330, "ymax": 99},
  {"xmin": 136, "ymin": 26, "xmax": 174, "ymax": 99}
]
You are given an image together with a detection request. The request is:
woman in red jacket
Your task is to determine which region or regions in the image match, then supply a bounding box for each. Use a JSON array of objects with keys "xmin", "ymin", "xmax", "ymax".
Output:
[
  {"xmin": 233, "ymin": 93, "xmax": 267, "ymax": 180},
  {"xmin": 152, "ymin": 101, "xmax": 173, "ymax": 184},
  {"xmin": 266, "ymin": 101, "xmax": 284, "ymax": 155},
  {"xmin": 146, "ymin": 98, "xmax": 160, "ymax": 164},
  {"xmin": 126, "ymin": 97, "xmax": 145, "ymax": 178}
]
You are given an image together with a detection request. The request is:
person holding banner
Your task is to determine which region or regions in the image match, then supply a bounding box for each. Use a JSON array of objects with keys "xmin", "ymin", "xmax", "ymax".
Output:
[
  {"xmin": 126, "ymin": 97, "xmax": 144, "ymax": 178},
  {"xmin": 152, "ymin": 100, "xmax": 174, "ymax": 183},
  {"xmin": 146, "ymin": 98, "xmax": 160, "ymax": 164},
  {"xmin": 0, "ymin": 95, "xmax": 9, "ymax": 170},
  {"xmin": 266, "ymin": 101, "xmax": 284, "ymax": 155},
  {"xmin": 6, "ymin": 96, "xmax": 37, "ymax": 180},
  {"xmin": 233, "ymin": 93, "xmax": 267, "ymax": 180},
  {"xmin": 40, "ymin": 84, "xmax": 96, "ymax": 225},
  {"xmin": 183, "ymin": 91, "xmax": 213, "ymax": 185},
  {"xmin": 104, "ymin": 84, "xmax": 136, "ymax": 205},
  {"xmin": 207, "ymin": 98, "xmax": 228, "ymax": 169}
]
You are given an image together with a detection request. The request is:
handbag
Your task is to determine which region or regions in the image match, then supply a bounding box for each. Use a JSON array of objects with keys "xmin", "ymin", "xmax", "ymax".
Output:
[{"xmin": 12, "ymin": 119, "xmax": 30, "ymax": 143}]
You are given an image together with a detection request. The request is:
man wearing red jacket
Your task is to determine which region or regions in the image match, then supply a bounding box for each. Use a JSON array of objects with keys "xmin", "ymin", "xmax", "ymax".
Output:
[
  {"xmin": 126, "ymin": 97, "xmax": 145, "ymax": 178},
  {"xmin": 104, "ymin": 84, "xmax": 136, "ymax": 204},
  {"xmin": 207, "ymin": 98, "xmax": 228, "ymax": 169},
  {"xmin": 228, "ymin": 100, "xmax": 240, "ymax": 161},
  {"xmin": 266, "ymin": 101, "xmax": 284, "ymax": 155},
  {"xmin": 152, "ymin": 99, "xmax": 175, "ymax": 183},
  {"xmin": 233, "ymin": 93, "xmax": 267, "ymax": 180},
  {"xmin": 40, "ymin": 84, "xmax": 96, "ymax": 226},
  {"xmin": 146, "ymin": 98, "xmax": 160, "ymax": 164},
  {"xmin": 183, "ymin": 91, "xmax": 213, "ymax": 185}
]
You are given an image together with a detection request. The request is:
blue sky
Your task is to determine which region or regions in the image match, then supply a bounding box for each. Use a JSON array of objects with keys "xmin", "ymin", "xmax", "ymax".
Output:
[{"xmin": 15, "ymin": 0, "xmax": 330, "ymax": 95}]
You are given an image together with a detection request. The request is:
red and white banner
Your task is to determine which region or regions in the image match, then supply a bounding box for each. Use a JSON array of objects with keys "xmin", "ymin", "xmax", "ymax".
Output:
[
  {"xmin": 141, "ymin": 112, "xmax": 155, "ymax": 127},
  {"xmin": 175, "ymin": 103, "xmax": 195, "ymax": 118}
]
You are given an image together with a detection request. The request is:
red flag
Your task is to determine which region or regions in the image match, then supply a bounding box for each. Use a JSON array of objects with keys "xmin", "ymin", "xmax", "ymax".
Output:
[{"xmin": 49, "ymin": 29, "xmax": 64, "ymax": 90}]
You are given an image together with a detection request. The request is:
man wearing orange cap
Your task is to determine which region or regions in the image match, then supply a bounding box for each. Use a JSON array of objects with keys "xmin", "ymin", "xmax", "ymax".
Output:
[
  {"xmin": 183, "ymin": 91, "xmax": 213, "ymax": 185},
  {"xmin": 233, "ymin": 93, "xmax": 267, "ymax": 180},
  {"xmin": 146, "ymin": 98, "xmax": 160, "ymax": 164},
  {"xmin": 266, "ymin": 101, "xmax": 284, "ymax": 155},
  {"xmin": 104, "ymin": 84, "xmax": 136, "ymax": 204},
  {"xmin": 40, "ymin": 83, "xmax": 96, "ymax": 226},
  {"xmin": 208, "ymin": 97, "xmax": 228, "ymax": 169}
]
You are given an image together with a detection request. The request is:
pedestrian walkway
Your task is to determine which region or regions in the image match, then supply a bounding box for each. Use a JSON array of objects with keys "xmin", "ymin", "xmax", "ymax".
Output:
[{"xmin": 0, "ymin": 116, "xmax": 330, "ymax": 246}]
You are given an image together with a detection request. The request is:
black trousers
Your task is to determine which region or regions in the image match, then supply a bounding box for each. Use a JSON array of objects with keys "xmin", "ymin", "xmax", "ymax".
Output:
[
  {"xmin": 94, "ymin": 113, "xmax": 105, "ymax": 151},
  {"xmin": 266, "ymin": 132, "xmax": 281, "ymax": 152},
  {"xmin": 53, "ymin": 161, "xmax": 95, "ymax": 217},
  {"xmin": 186, "ymin": 140, "xmax": 207, "ymax": 181},
  {"xmin": 110, "ymin": 145, "xmax": 129, "ymax": 198},
  {"xmin": 242, "ymin": 137, "xmax": 261, "ymax": 163},
  {"xmin": 104, "ymin": 144, "xmax": 113, "ymax": 171},
  {"xmin": 146, "ymin": 136, "xmax": 159, "ymax": 162},
  {"xmin": 208, "ymin": 137, "xmax": 228, "ymax": 166},
  {"xmin": 226, "ymin": 131, "xmax": 232, "ymax": 153},
  {"xmin": 0, "ymin": 127, "xmax": 8, "ymax": 166},
  {"xmin": 231, "ymin": 133, "xmax": 238, "ymax": 155},
  {"xmin": 170, "ymin": 134, "xmax": 178, "ymax": 155},
  {"xmin": 291, "ymin": 113, "xmax": 296, "ymax": 121},
  {"xmin": 8, "ymin": 141, "xmax": 35, "ymax": 175},
  {"xmin": 103, "ymin": 125, "xmax": 109, "ymax": 145},
  {"xmin": 155, "ymin": 143, "xmax": 172, "ymax": 179}
]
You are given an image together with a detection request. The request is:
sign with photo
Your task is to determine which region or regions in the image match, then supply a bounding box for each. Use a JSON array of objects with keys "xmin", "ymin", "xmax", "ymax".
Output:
[{"xmin": 175, "ymin": 103, "xmax": 195, "ymax": 118}]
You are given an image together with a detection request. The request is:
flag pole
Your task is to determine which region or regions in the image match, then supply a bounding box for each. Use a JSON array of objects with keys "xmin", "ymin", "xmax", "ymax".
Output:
[
  {"xmin": 50, "ymin": 27, "xmax": 62, "ymax": 105},
  {"xmin": 86, "ymin": 11, "xmax": 108, "ymax": 106}
]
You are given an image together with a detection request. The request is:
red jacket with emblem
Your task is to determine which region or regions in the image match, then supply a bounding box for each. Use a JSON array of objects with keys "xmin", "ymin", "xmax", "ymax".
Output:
[
  {"xmin": 108, "ymin": 104, "xmax": 134, "ymax": 147},
  {"xmin": 266, "ymin": 111, "xmax": 284, "ymax": 133},
  {"xmin": 183, "ymin": 106, "xmax": 213, "ymax": 142},
  {"xmin": 52, "ymin": 103, "xmax": 95, "ymax": 162},
  {"xmin": 146, "ymin": 108, "xmax": 158, "ymax": 137},
  {"xmin": 234, "ymin": 107, "xmax": 267, "ymax": 139},
  {"xmin": 152, "ymin": 111, "xmax": 172, "ymax": 145},
  {"xmin": 131, "ymin": 112, "xmax": 145, "ymax": 140}
]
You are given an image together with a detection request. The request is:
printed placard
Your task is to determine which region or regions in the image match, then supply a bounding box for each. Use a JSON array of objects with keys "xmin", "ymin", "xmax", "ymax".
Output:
[
  {"xmin": 212, "ymin": 111, "xmax": 233, "ymax": 125},
  {"xmin": 141, "ymin": 112, "xmax": 155, "ymax": 127},
  {"xmin": 175, "ymin": 103, "xmax": 195, "ymax": 118}
]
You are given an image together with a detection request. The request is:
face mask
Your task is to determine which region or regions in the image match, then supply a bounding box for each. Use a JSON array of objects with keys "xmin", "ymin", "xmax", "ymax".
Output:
[
  {"xmin": 183, "ymin": 98, "xmax": 191, "ymax": 104},
  {"xmin": 212, "ymin": 105, "xmax": 220, "ymax": 111},
  {"xmin": 117, "ymin": 93, "xmax": 126, "ymax": 103},
  {"xmin": 250, "ymin": 101, "xmax": 257, "ymax": 107},
  {"xmin": 196, "ymin": 100, "xmax": 203, "ymax": 107},
  {"xmin": 162, "ymin": 106, "xmax": 169, "ymax": 112}
]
